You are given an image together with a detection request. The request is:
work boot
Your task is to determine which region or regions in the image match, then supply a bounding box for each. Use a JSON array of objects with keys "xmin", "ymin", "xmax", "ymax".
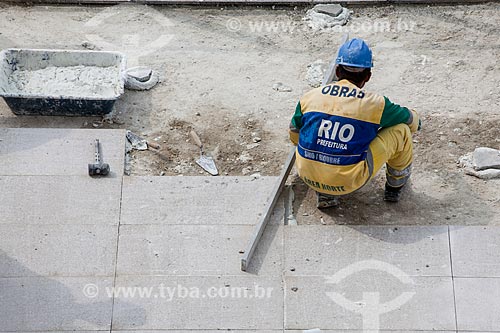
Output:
[
  {"xmin": 316, "ymin": 192, "xmax": 340, "ymax": 209},
  {"xmin": 384, "ymin": 183, "xmax": 404, "ymax": 203}
]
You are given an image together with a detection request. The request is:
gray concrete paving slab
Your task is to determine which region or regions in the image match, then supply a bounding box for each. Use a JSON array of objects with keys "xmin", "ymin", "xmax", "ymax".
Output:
[
  {"xmin": 120, "ymin": 176, "xmax": 279, "ymax": 225},
  {"xmin": 473, "ymin": 147, "xmax": 500, "ymax": 171},
  {"xmin": 0, "ymin": 176, "xmax": 122, "ymax": 225},
  {"xmin": 117, "ymin": 224, "xmax": 282, "ymax": 277},
  {"xmin": 11, "ymin": 0, "xmax": 488, "ymax": 4},
  {"xmin": 285, "ymin": 226, "xmax": 451, "ymax": 277},
  {"xmin": 31, "ymin": 0, "xmax": 491, "ymax": 3},
  {"xmin": 23, "ymin": 0, "xmax": 127, "ymax": 3},
  {"xmin": 455, "ymin": 277, "xmax": 500, "ymax": 331},
  {"xmin": 285, "ymin": 276, "xmax": 456, "ymax": 330},
  {"xmin": 0, "ymin": 128, "xmax": 125, "ymax": 176},
  {"xmin": 391, "ymin": 0, "xmax": 487, "ymax": 2},
  {"xmin": 113, "ymin": 331, "xmax": 280, "ymax": 333},
  {"xmin": 0, "ymin": 277, "xmax": 113, "ymax": 331},
  {"xmin": 450, "ymin": 226, "xmax": 500, "ymax": 277},
  {"xmin": 286, "ymin": 331, "xmax": 454, "ymax": 333},
  {"xmin": 0, "ymin": 224, "xmax": 117, "ymax": 277},
  {"xmin": 111, "ymin": 275, "xmax": 283, "ymax": 330}
]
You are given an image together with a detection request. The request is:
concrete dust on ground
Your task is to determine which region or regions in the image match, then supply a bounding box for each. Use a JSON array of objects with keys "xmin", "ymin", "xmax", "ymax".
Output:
[{"xmin": 0, "ymin": 2, "xmax": 498, "ymax": 225}]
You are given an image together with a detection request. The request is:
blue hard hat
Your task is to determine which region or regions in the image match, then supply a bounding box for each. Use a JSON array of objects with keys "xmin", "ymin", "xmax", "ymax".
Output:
[{"xmin": 335, "ymin": 38, "xmax": 373, "ymax": 68}]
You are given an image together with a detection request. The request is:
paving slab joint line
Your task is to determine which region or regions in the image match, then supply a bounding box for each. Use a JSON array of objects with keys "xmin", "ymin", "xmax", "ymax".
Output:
[
  {"xmin": 111, "ymin": 273, "xmax": 284, "ymax": 277},
  {"xmin": 281, "ymin": 212, "xmax": 286, "ymax": 332},
  {"xmin": 0, "ymin": 274, "xmax": 116, "ymax": 279},
  {"xmin": 110, "ymin": 174, "xmax": 126, "ymax": 331},
  {"xmin": 448, "ymin": 225, "xmax": 459, "ymax": 332},
  {"xmin": 286, "ymin": 273, "xmax": 454, "ymax": 278}
]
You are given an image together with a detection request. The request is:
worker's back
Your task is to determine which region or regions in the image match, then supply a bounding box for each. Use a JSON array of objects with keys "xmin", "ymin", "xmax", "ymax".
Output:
[{"xmin": 293, "ymin": 79, "xmax": 385, "ymax": 195}]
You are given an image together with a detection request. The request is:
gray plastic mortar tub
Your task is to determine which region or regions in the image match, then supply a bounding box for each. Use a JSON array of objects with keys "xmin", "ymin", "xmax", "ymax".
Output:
[{"xmin": 0, "ymin": 48, "xmax": 126, "ymax": 116}]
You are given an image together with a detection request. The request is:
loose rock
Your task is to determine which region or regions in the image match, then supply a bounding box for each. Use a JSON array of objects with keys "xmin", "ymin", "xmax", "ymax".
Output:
[
  {"xmin": 303, "ymin": 5, "xmax": 351, "ymax": 31},
  {"xmin": 242, "ymin": 166, "xmax": 253, "ymax": 175},
  {"xmin": 314, "ymin": 4, "xmax": 343, "ymax": 17},
  {"xmin": 466, "ymin": 168, "xmax": 500, "ymax": 180},
  {"xmin": 237, "ymin": 151, "xmax": 253, "ymax": 163},
  {"xmin": 81, "ymin": 41, "xmax": 96, "ymax": 50},
  {"xmin": 272, "ymin": 82, "xmax": 293, "ymax": 92},
  {"xmin": 459, "ymin": 148, "xmax": 500, "ymax": 179},
  {"xmin": 126, "ymin": 66, "xmax": 152, "ymax": 83},
  {"xmin": 125, "ymin": 67, "xmax": 159, "ymax": 91},
  {"xmin": 473, "ymin": 147, "xmax": 500, "ymax": 171},
  {"xmin": 250, "ymin": 173, "xmax": 261, "ymax": 179},
  {"xmin": 246, "ymin": 143, "xmax": 260, "ymax": 150},
  {"xmin": 306, "ymin": 60, "xmax": 328, "ymax": 87}
]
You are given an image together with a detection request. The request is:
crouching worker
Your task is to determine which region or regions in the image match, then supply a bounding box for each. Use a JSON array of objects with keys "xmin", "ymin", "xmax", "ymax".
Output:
[{"xmin": 289, "ymin": 38, "xmax": 420, "ymax": 208}]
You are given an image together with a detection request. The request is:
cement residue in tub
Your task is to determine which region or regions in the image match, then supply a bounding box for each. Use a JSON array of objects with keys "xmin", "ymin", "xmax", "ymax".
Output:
[{"xmin": 8, "ymin": 65, "xmax": 119, "ymax": 98}]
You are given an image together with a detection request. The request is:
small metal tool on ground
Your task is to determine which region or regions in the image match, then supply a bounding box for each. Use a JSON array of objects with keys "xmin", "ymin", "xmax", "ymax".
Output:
[
  {"xmin": 88, "ymin": 139, "xmax": 110, "ymax": 176},
  {"xmin": 126, "ymin": 130, "xmax": 148, "ymax": 151},
  {"xmin": 126, "ymin": 130, "xmax": 161, "ymax": 151},
  {"xmin": 190, "ymin": 130, "xmax": 218, "ymax": 176}
]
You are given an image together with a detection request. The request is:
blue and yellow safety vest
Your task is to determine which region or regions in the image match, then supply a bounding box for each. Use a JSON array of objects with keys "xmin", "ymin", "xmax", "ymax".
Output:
[{"xmin": 289, "ymin": 79, "xmax": 418, "ymax": 195}]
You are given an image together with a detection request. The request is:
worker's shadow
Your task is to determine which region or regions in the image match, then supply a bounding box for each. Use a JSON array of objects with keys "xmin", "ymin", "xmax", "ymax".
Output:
[
  {"xmin": 0, "ymin": 250, "xmax": 146, "ymax": 330},
  {"xmin": 290, "ymin": 169, "xmax": 495, "ymax": 242}
]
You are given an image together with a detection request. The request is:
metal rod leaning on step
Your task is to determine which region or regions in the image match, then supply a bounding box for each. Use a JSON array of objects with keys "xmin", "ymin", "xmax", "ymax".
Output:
[{"xmin": 240, "ymin": 147, "xmax": 296, "ymax": 272}]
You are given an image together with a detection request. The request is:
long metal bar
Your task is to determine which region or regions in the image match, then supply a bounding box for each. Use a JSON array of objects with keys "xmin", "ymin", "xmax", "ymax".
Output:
[{"xmin": 240, "ymin": 147, "xmax": 296, "ymax": 272}]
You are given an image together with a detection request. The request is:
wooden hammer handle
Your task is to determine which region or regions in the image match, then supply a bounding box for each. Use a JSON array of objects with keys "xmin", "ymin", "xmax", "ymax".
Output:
[
  {"xmin": 189, "ymin": 130, "xmax": 203, "ymax": 149},
  {"xmin": 147, "ymin": 141, "xmax": 161, "ymax": 150}
]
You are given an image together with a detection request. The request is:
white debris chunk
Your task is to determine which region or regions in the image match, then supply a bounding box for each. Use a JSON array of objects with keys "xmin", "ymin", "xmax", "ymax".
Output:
[
  {"xmin": 314, "ymin": 4, "xmax": 343, "ymax": 17},
  {"xmin": 126, "ymin": 66, "xmax": 152, "ymax": 82},
  {"xmin": 458, "ymin": 152, "xmax": 474, "ymax": 169},
  {"xmin": 473, "ymin": 147, "xmax": 500, "ymax": 171},
  {"xmin": 303, "ymin": 5, "xmax": 351, "ymax": 31},
  {"xmin": 306, "ymin": 60, "xmax": 328, "ymax": 87},
  {"xmin": 459, "ymin": 147, "xmax": 500, "ymax": 180},
  {"xmin": 272, "ymin": 82, "xmax": 292, "ymax": 92},
  {"xmin": 246, "ymin": 143, "xmax": 260, "ymax": 150},
  {"xmin": 466, "ymin": 168, "xmax": 500, "ymax": 180},
  {"xmin": 125, "ymin": 66, "xmax": 159, "ymax": 91}
]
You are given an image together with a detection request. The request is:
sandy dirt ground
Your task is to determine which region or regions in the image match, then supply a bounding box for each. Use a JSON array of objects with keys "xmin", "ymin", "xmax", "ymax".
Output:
[{"xmin": 0, "ymin": 2, "xmax": 498, "ymax": 225}]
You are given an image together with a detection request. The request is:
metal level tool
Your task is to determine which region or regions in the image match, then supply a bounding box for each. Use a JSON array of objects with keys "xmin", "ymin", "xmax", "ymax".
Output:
[
  {"xmin": 240, "ymin": 148, "xmax": 295, "ymax": 271},
  {"xmin": 88, "ymin": 139, "xmax": 110, "ymax": 176}
]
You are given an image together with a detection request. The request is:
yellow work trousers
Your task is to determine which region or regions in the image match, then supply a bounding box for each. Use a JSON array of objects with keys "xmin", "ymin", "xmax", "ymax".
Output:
[{"xmin": 368, "ymin": 124, "xmax": 413, "ymax": 187}]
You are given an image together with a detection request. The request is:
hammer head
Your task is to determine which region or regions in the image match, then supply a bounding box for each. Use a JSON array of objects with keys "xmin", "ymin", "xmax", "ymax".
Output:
[{"xmin": 88, "ymin": 163, "xmax": 110, "ymax": 176}]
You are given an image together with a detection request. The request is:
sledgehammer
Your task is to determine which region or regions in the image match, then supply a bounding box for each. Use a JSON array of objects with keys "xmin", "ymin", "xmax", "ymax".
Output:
[{"xmin": 88, "ymin": 139, "xmax": 110, "ymax": 176}]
